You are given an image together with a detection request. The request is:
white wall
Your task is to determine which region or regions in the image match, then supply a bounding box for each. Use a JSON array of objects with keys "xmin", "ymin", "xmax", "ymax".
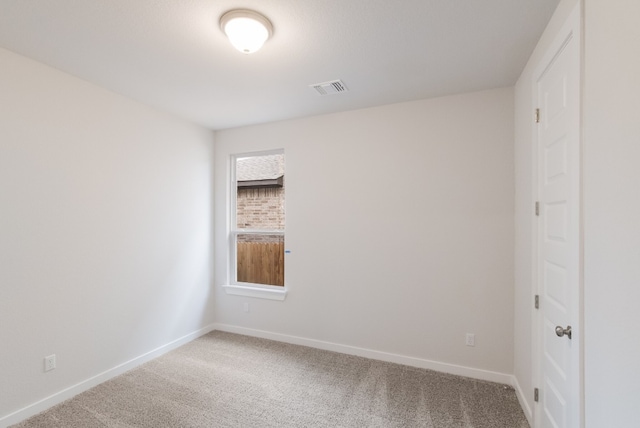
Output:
[
  {"xmin": 0, "ymin": 48, "xmax": 215, "ymax": 424},
  {"xmin": 214, "ymin": 88, "xmax": 515, "ymax": 379},
  {"xmin": 583, "ymin": 1, "xmax": 640, "ymax": 426},
  {"xmin": 513, "ymin": 0, "xmax": 579, "ymax": 420}
]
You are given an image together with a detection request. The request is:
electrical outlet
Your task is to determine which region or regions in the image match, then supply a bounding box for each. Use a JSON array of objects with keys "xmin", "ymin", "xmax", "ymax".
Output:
[
  {"xmin": 465, "ymin": 333, "xmax": 475, "ymax": 347},
  {"xmin": 44, "ymin": 354, "xmax": 56, "ymax": 372},
  {"xmin": 243, "ymin": 302, "xmax": 249, "ymax": 313}
]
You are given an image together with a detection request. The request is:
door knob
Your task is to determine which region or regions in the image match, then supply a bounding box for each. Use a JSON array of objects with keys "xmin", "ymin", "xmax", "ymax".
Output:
[{"xmin": 555, "ymin": 325, "xmax": 572, "ymax": 339}]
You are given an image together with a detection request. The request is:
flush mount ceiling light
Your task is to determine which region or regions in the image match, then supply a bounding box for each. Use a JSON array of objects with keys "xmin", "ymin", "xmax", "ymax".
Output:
[{"xmin": 220, "ymin": 9, "xmax": 273, "ymax": 54}]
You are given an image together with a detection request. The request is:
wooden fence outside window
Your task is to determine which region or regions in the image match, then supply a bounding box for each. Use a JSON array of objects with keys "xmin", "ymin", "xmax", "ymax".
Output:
[{"xmin": 237, "ymin": 241, "xmax": 284, "ymax": 286}]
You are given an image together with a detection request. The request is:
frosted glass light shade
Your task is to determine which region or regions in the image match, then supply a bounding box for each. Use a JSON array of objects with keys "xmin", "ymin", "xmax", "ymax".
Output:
[{"xmin": 220, "ymin": 10, "xmax": 273, "ymax": 54}]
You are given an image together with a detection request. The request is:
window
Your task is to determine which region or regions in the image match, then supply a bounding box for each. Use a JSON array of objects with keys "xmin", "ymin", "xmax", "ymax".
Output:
[{"xmin": 225, "ymin": 150, "xmax": 286, "ymax": 300}]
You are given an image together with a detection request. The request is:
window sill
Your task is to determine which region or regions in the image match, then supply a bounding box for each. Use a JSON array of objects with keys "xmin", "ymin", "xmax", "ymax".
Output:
[{"xmin": 222, "ymin": 284, "xmax": 287, "ymax": 301}]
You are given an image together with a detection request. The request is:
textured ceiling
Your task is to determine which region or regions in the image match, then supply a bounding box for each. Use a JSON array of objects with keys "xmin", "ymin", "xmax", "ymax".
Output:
[{"xmin": 0, "ymin": 0, "xmax": 559, "ymax": 130}]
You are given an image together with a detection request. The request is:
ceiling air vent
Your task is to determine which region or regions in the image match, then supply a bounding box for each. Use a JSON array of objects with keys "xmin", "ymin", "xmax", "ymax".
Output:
[{"xmin": 310, "ymin": 79, "xmax": 348, "ymax": 96}]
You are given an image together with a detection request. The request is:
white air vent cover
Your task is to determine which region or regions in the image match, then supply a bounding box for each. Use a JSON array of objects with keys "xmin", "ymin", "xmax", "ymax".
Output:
[{"xmin": 310, "ymin": 79, "xmax": 348, "ymax": 96}]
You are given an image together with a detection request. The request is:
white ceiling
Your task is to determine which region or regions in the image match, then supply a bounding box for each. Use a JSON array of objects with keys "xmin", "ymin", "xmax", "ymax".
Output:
[{"xmin": 0, "ymin": 0, "xmax": 559, "ymax": 130}]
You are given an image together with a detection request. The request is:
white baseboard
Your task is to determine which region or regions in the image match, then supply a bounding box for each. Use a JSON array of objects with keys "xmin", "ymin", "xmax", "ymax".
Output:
[
  {"xmin": 0, "ymin": 324, "xmax": 216, "ymax": 428},
  {"xmin": 213, "ymin": 323, "xmax": 513, "ymax": 385},
  {"xmin": 512, "ymin": 375, "xmax": 533, "ymax": 426}
]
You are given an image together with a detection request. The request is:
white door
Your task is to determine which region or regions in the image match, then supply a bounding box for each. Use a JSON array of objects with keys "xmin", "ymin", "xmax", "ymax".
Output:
[{"xmin": 534, "ymin": 5, "xmax": 581, "ymax": 428}]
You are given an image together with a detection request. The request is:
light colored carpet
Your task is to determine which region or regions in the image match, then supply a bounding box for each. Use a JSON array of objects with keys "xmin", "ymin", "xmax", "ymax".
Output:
[{"xmin": 13, "ymin": 331, "xmax": 529, "ymax": 427}]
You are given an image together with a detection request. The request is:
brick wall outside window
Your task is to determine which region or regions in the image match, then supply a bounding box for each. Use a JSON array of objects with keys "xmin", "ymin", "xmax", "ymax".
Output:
[
  {"xmin": 237, "ymin": 186, "xmax": 284, "ymax": 230},
  {"xmin": 237, "ymin": 186, "xmax": 284, "ymax": 243}
]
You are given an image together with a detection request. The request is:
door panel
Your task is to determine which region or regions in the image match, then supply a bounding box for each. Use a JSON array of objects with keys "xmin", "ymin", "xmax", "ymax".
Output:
[{"xmin": 535, "ymin": 6, "xmax": 581, "ymax": 428}]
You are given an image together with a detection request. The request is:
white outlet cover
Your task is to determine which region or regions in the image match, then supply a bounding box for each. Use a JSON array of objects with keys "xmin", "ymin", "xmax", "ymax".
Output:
[
  {"xmin": 465, "ymin": 334, "xmax": 475, "ymax": 347},
  {"xmin": 44, "ymin": 354, "xmax": 56, "ymax": 371}
]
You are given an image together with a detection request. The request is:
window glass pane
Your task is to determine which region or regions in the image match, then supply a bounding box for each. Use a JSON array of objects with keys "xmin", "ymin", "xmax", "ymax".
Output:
[
  {"xmin": 236, "ymin": 234, "xmax": 284, "ymax": 286},
  {"xmin": 236, "ymin": 154, "xmax": 284, "ymax": 230}
]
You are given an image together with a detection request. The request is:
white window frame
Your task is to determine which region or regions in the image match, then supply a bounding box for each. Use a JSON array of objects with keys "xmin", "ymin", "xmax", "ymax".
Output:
[{"xmin": 222, "ymin": 149, "xmax": 287, "ymax": 301}]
